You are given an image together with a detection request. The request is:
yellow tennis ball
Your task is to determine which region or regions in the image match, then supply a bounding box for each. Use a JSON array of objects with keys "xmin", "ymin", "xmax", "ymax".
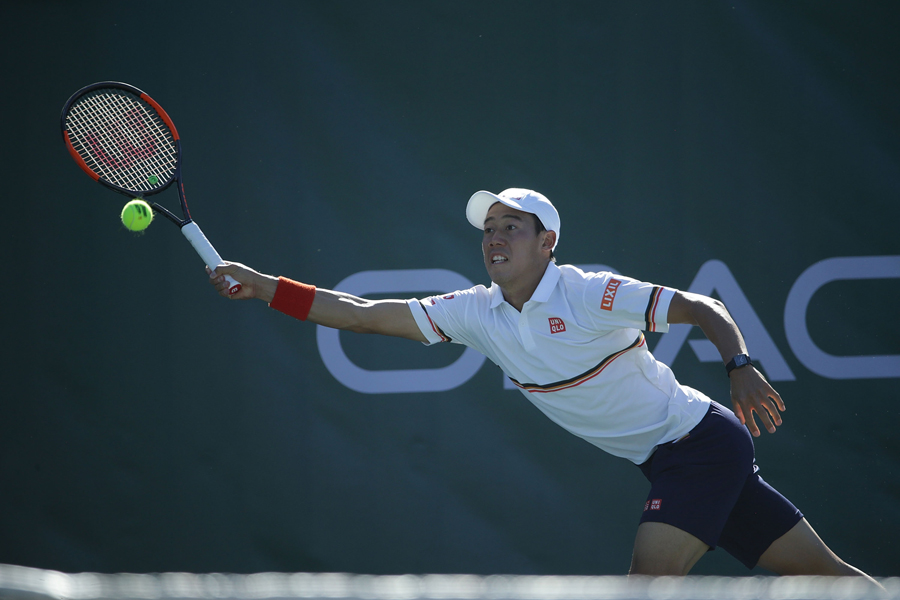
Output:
[{"xmin": 121, "ymin": 199, "xmax": 154, "ymax": 232}]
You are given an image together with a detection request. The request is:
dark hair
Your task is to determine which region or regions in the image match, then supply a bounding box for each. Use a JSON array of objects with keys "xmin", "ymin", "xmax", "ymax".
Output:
[{"xmin": 533, "ymin": 215, "xmax": 557, "ymax": 263}]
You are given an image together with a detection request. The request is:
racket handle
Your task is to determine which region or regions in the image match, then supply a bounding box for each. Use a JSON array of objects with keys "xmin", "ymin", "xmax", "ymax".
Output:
[{"xmin": 181, "ymin": 221, "xmax": 242, "ymax": 295}]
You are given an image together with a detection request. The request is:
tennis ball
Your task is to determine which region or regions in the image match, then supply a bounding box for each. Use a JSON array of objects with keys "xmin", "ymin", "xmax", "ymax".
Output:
[{"xmin": 121, "ymin": 199, "xmax": 154, "ymax": 232}]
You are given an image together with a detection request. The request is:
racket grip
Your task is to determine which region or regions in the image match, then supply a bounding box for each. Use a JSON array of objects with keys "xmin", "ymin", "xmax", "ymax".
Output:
[{"xmin": 181, "ymin": 221, "xmax": 242, "ymax": 296}]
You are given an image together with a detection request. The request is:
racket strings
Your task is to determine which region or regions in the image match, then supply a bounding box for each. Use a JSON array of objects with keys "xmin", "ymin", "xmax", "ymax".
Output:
[{"xmin": 65, "ymin": 91, "xmax": 178, "ymax": 193}]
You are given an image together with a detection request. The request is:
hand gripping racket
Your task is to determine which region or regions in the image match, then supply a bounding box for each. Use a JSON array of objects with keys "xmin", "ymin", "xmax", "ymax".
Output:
[{"xmin": 61, "ymin": 81, "xmax": 241, "ymax": 295}]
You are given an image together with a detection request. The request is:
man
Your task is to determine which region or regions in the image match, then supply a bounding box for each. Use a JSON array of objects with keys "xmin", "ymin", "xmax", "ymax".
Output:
[{"xmin": 209, "ymin": 188, "xmax": 876, "ymax": 579}]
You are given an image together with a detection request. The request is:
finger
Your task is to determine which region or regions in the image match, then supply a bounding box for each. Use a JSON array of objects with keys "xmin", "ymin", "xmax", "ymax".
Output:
[
  {"xmin": 751, "ymin": 398, "xmax": 777, "ymax": 434},
  {"xmin": 744, "ymin": 409, "xmax": 762, "ymax": 437},
  {"xmin": 771, "ymin": 388, "xmax": 786, "ymax": 412},
  {"xmin": 764, "ymin": 397, "xmax": 783, "ymax": 426},
  {"xmin": 213, "ymin": 261, "xmax": 238, "ymax": 276},
  {"xmin": 212, "ymin": 275, "xmax": 232, "ymax": 295},
  {"xmin": 757, "ymin": 385, "xmax": 784, "ymax": 426},
  {"xmin": 732, "ymin": 402, "xmax": 746, "ymax": 425},
  {"xmin": 734, "ymin": 398, "xmax": 761, "ymax": 436}
]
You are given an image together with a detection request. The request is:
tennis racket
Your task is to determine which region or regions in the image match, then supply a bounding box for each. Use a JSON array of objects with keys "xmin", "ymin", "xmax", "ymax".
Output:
[{"xmin": 60, "ymin": 81, "xmax": 241, "ymax": 295}]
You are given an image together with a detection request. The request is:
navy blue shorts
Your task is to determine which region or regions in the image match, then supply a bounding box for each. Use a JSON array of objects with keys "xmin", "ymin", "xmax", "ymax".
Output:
[{"xmin": 638, "ymin": 401, "xmax": 803, "ymax": 569}]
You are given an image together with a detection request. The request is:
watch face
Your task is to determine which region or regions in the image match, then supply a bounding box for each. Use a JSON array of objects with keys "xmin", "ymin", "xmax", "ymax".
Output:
[{"xmin": 727, "ymin": 354, "xmax": 751, "ymax": 375}]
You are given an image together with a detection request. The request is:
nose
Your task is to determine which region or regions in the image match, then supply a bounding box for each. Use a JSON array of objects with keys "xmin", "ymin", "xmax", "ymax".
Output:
[{"xmin": 486, "ymin": 230, "xmax": 506, "ymax": 247}]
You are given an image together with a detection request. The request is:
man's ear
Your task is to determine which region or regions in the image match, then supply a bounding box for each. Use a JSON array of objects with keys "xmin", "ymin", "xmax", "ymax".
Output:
[{"xmin": 542, "ymin": 230, "xmax": 557, "ymax": 251}]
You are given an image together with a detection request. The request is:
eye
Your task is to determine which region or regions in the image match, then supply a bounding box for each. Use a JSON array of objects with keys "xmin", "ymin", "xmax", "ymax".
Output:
[
  {"xmin": 506, "ymin": 224, "xmax": 517, "ymax": 231},
  {"xmin": 484, "ymin": 227, "xmax": 494, "ymax": 234}
]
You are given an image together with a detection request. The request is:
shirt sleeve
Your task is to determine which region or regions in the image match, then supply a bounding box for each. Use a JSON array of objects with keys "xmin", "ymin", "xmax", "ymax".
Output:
[
  {"xmin": 583, "ymin": 272, "xmax": 677, "ymax": 333},
  {"xmin": 406, "ymin": 298, "xmax": 450, "ymax": 346},
  {"xmin": 405, "ymin": 285, "xmax": 488, "ymax": 347}
]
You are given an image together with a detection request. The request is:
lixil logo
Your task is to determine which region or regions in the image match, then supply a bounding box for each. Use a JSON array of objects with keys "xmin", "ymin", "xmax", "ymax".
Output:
[{"xmin": 601, "ymin": 279, "xmax": 622, "ymax": 311}]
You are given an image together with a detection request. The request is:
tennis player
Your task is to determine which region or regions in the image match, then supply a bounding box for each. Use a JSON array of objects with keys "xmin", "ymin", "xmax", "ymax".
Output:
[{"xmin": 210, "ymin": 188, "xmax": 878, "ymax": 580}]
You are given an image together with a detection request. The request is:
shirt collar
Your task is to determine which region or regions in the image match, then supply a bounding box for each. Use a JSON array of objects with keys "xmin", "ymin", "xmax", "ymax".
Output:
[
  {"xmin": 489, "ymin": 262, "xmax": 561, "ymax": 309},
  {"xmin": 530, "ymin": 262, "xmax": 561, "ymax": 303}
]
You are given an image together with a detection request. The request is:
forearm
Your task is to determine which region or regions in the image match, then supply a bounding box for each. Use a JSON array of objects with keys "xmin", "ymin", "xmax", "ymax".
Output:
[
  {"xmin": 669, "ymin": 292, "xmax": 746, "ymax": 363},
  {"xmin": 229, "ymin": 272, "xmax": 368, "ymax": 328},
  {"xmin": 211, "ymin": 263, "xmax": 427, "ymax": 342},
  {"xmin": 270, "ymin": 278, "xmax": 427, "ymax": 342},
  {"xmin": 692, "ymin": 298, "xmax": 747, "ymax": 363},
  {"xmin": 306, "ymin": 289, "xmax": 412, "ymax": 335},
  {"xmin": 667, "ymin": 290, "xmax": 784, "ymax": 435}
]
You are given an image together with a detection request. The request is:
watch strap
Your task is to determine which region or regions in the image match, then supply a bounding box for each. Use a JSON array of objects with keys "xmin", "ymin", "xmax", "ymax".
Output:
[{"xmin": 725, "ymin": 353, "xmax": 753, "ymax": 377}]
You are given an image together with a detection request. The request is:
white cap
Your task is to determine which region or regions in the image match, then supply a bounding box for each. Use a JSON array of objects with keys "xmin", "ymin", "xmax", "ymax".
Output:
[{"xmin": 466, "ymin": 188, "xmax": 560, "ymax": 249}]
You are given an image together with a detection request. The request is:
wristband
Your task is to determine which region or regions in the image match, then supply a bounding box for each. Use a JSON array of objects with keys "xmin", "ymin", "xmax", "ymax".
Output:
[
  {"xmin": 725, "ymin": 353, "xmax": 753, "ymax": 377},
  {"xmin": 269, "ymin": 277, "xmax": 316, "ymax": 321}
]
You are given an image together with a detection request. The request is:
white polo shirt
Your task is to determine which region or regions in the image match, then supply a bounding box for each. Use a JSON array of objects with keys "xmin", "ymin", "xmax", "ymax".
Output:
[{"xmin": 406, "ymin": 262, "xmax": 711, "ymax": 464}]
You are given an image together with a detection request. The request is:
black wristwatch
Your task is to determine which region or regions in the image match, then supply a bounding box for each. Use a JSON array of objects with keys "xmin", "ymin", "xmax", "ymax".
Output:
[{"xmin": 725, "ymin": 353, "xmax": 753, "ymax": 377}]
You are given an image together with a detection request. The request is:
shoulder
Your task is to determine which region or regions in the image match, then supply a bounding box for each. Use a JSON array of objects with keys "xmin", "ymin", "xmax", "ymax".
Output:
[
  {"xmin": 421, "ymin": 283, "xmax": 491, "ymax": 310},
  {"xmin": 411, "ymin": 284, "xmax": 492, "ymax": 345},
  {"xmin": 557, "ymin": 264, "xmax": 620, "ymax": 291}
]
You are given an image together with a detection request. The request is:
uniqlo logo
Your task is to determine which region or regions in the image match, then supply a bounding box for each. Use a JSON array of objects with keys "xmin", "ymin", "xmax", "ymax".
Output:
[
  {"xmin": 549, "ymin": 318, "xmax": 566, "ymax": 334},
  {"xmin": 650, "ymin": 499, "xmax": 662, "ymax": 510},
  {"xmin": 600, "ymin": 279, "xmax": 622, "ymax": 311}
]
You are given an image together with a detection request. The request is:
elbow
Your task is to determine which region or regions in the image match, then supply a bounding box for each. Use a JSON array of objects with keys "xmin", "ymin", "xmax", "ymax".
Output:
[
  {"xmin": 709, "ymin": 297, "xmax": 726, "ymax": 313},
  {"xmin": 696, "ymin": 296, "xmax": 730, "ymax": 326},
  {"xmin": 679, "ymin": 293, "xmax": 726, "ymax": 326}
]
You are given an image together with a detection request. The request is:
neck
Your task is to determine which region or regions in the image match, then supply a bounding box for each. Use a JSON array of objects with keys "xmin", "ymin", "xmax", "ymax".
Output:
[{"xmin": 499, "ymin": 262, "xmax": 549, "ymax": 311}]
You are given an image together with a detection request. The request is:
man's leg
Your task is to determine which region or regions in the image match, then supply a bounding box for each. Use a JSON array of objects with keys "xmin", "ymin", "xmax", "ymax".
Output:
[
  {"xmin": 629, "ymin": 522, "xmax": 710, "ymax": 575},
  {"xmin": 632, "ymin": 403, "xmax": 753, "ymax": 575},
  {"xmin": 757, "ymin": 518, "xmax": 880, "ymax": 585}
]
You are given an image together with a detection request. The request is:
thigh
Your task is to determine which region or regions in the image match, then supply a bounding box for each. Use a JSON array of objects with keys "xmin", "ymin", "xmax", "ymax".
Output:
[
  {"xmin": 639, "ymin": 402, "xmax": 755, "ymax": 549},
  {"xmin": 630, "ymin": 522, "xmax": 709, "ymax": 575},
  {"xmin": 717, "ymin": 472, "xmax": 803, "ymax": 568}
]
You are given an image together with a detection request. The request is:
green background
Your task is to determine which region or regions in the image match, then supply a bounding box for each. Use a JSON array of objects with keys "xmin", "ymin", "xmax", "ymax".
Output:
[{"xmin": 1, "ymin": 1, "xmax": 897, "ymax": 576}]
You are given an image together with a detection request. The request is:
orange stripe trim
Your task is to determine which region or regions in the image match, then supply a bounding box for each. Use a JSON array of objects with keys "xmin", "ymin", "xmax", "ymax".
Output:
[
  {"xmin": 653, "ymin": 288, "xmax": 664, "ymax": 329},
  {"xmin": 510, "ymin": 333, "xmax": 645, "ymax": 393},
  {"xmin": 420, "ymin": 303, "xmax": 450, "ymax": 342},
  {"xmin": 650, "ymin": 288, "xmax": 661, "ymax": 332},
  {"xmin": 645, "ymin": 287, "xmax": 664, "ymax": 332}
]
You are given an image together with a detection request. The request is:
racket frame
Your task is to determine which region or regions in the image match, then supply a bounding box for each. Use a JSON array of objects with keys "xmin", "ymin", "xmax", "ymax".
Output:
[
  {"xmin": 61, "ymin": 81, "xmax": 189, "ymax": 225},
  {"xmin": 61, "ymin": 81, "xmax": 241, "ymax": 294}
]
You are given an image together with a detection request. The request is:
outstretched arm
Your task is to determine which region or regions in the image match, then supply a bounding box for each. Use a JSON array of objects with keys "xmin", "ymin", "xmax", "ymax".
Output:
[
  {"xmin": 208, "ymin": 262, "xmax": 428, "ymax": 343},
  {"xmin": 667, "ymin": 291, "xmax": 785, "ymax": 437}
]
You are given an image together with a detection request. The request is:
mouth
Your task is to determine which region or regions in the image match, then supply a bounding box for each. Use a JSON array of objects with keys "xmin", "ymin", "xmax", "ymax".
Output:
[{"xmin": 490, "ymin": 254, "xmax": 508, "ymax": 265}]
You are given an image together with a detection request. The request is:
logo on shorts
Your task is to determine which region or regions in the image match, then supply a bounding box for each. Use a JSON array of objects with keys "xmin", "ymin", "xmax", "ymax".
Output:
[
  {"xmin": 601, "ymin": 279, "xmax": 622, "ymax": 311},
  {"xmin": 549, "ymin": 318, "xmax": 566, "ymax": 334},
  {"xmin": 643, "ymin": 499, "xmax": 662, "ymax": 512}
]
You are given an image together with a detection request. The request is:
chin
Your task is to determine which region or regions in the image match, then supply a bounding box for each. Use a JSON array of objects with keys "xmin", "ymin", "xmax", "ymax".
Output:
[{"xmin": 486, "ymin": 267, "xmax": 509, "ymax": 285}]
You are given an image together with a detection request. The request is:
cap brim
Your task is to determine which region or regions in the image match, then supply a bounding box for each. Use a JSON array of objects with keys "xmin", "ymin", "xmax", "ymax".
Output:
[{"xmin": 466, "ymin": 190, "xmax": 522, "ymax": 229}]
